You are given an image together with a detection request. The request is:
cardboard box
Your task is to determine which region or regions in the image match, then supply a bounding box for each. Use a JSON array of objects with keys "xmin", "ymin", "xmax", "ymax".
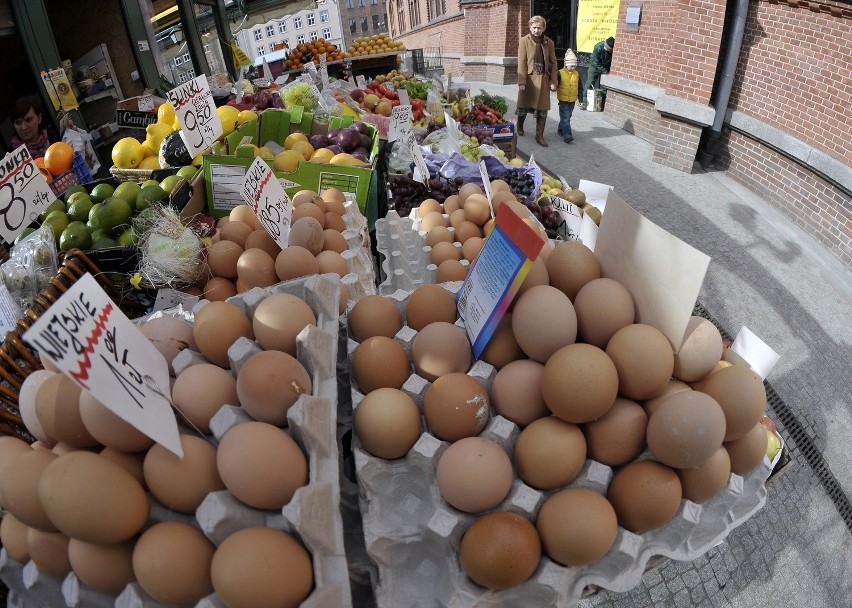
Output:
[
  {"xmin": 117, "ymin": 93, "xmax": 166, "ymax": 112},
  {"xmin": 480, "ymin": 121, "xmax": 515, "ymax": 141}
]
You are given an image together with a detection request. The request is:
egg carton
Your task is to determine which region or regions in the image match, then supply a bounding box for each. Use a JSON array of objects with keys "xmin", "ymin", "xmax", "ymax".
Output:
[
  {"xmin": 340, "ymin": 197, "xmax": 378, "ymax": 304},
  {"xmin": 347, "ymin": 287, "xmax": 771, "ymax": 608},
  {"xmin": 0, "ymin": 274, "xmax": 351, "ymax": 608}
]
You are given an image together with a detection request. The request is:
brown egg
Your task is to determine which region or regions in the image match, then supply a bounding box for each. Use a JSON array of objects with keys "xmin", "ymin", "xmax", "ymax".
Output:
[
  {"xmin": 460, "ymin": 512, "xmax": 540, "ymax": 590},
  {"xmin": 99, "ymin": 447, "xmax": 146, "ymax": 488},
  {"xmin": 217, "ymin": 421, "xmax": 308, "ymax": 509},
  {"xmin": 244, "ymin": 228, "xmax": 281, "ymax": 259},
  {"xmin": 216, "ymin": 216, "xmax": 230, "ymax": 231},
  {"xmin": 702, "ymin": 365, "xmax": 767, "ymax": 441},
  {"xmin": 133, "ymin": 521, "xmax": 215, "ymax": 606},
  {"xmin": 573, "ymin": 278, "xmax": 635, "ymax": 348},
  {"xmin": 430, "ymin": 240, "xmax": 461, "ymax": 265},
  {"xmin": 514, "ymin": 416, "xmax": 586, "ymax": 489},
  {"xmin": 354, "ymin": 388, "xmax": 422, "ymax": 459},
  {"xmin": 193, "ymin": 301, "xmax": 253, "ymax": 368},
  {"xmin": 316, "ymin": 249, "xmax": 349, "ymax": 277},
  {"xmin": 491, "ymin": 359, "xmax": 548, "ymax": 426},
  {"xmin": 352, "ymin": 336, "xmax": 410, "ymax": 393},
  {"xmin": 229, "ymin": 204, "xmax": 257, "ymax": 229},
  {"xmin": 461, "ymin": 236, "xmax": 485, "ymax": 261},
  {"xmin": 435, "ymin": 259, "xmax": 468, "ymax": 282},
  {"xmin": 78, "ymin": 390, "xmax": 155, "ymax": 453},
  {"xmin": 542, "ymin": 344, "xmax": 618, "ymax": 423},
  {"xmin": 646, "ymin": 391, "xmax": 726, "ymax": 468},
  {"xmin": 184, "ymin": 285, "xmax": 203, "ymax": 297},
  {"xmin": 0, "ymin": 436, "xmax": 37, "ymax": 506},
  {"xmin": 490, "ymin": 190, "xmax": 517, "ymax": 214},
  {"xmin": 39, "ymin": 451, "xmax": 148, "ymax": 543},
  {"xmin": 237, "ymin": 350, "xmax": 312, "ymax": 425},
  {"xmin": 582, "ymin": 397, "xmax": 648, "ymax": 466},
  {"xmin": 203, "ymin": 276, "xmax": 237, "ymax": 301},
  {"xmin": 207, "ymin": 240, "xmax": 244, "ymax": 278},
  {"xmin": 606, "ymin": 324, "xmax": 675, "ymax": 401},
  {"xmin": 725, "ymin": 423, "xmax": 769, "ymax": 474},
  {"xmin": 0, "ymin": 512, "xmax": 30, "ymax": 563},
  {"xmin": 321, "ymin": 187, "xmax": 346, "ymax": 209},
  {"xmin": 418, "ymin": 198, "xmax": 442, "ymax": 217},
  {"xmin": 69, "ymin": 538, "xmax": 136, "ymax": 595},
  {"xmin": 35, "ymin": 374, "xmax": 98, "ymax": 448},
  {"xmin": 220, "ymin": 220, "xmax": 253, "ymax": 249},
  {"xmin": 27, "ymin": 528, "xmax": 71, "ymax": 578},
  {"xmin": 293, "ymin": 189, "xmax": 319, "ymax": 207},
  {"xmin": 490, "ymin": 179, "xmax": 510, "ymax": 193},
  {"xmin": 537, "ymin": 488, "xmax": 618, "ymax": 566},
  {"xmin": 515, "ymin": 255, "xmax": 549, "ymax": 298},
  {"xmin": 464, "ymin": 194, "xmax": 491, "ymax": 226},
  {"xmin": 143, "ymin": 434, "xmax": 225, "ymax": 514},
  {"xmin": 292, "ymin": 202, "xmax": 326, "ymax": 228},
  {"xmin": 2, "ymin": 449, "xmax": 57, "ymax": 531},
  {"xmin": 512, "ymin": 285, "xmax": 577, "ymax": 362},
  {"xmin": 448, "ymin": 208, "xmax": 467, "ymax": 228},
  {"xmin": 442, "ymin": 195, "xmax": 461, "ymax": 215},
  {"xmin": 643, "ymin": 379, "xmax": 692, "ymax": 418},
  {"xmin": 322, "ymin": 228, "xmax": 348, "ymax": 253},
  {"xmin": 412, "ymin": 322, "xmax": 472, "ymax": 382},
  {"xmin": 211, "ymin": 527, "xmax": 313, "ymax": 608},
  {"xmin": 140, "ymin": 315, "xmax": 197, "ymax": 376},
  {"xmin": 453, "ymin": 221, "xmax": 483, "ymax": 244},
  {"xmin": 457, "ymin": 182, "xmax": 483, "ymax": 203},
  {"xmin": 237, "ymin": 248, "xmax": 278, "ymax": 289},
  {"xmin": 348, "ymin": 295, "xmax": 403, "ymax": 342},
  {"xmin": 607, "ymin": 460, "xmax": 682, "ymax": 533},
  {"xmin": 424, "ymin": 373, "xmax": 489, "ymax": 441},
  {"xmin": 436, "ymin": 437, "xmax": 512, "ymax": 513},
  {"xmin": 426, "ymin": 225, "xmax": 454, "ymax": 247},
  {"xmin": 253, "ymin": 293, "xmax": 317, "ymax": 355},
  {"xmin": 673, "ymin": 317, "xmax": 724, "ymax": 382},
  {"xmin": 405, "ymin": 284, "xmax": 457, "ymax": 331},
  {"xmin": 288, "ymin": 216, "xmax": 324, "ymax": 255},
  {"xmin": 479, "ymin": 313, "xmax": 523, "ymax": 370},
  {"xmin": 421, "ymin": 211, "xmax": 448, "ymax": 231},
  {"xmin": 17, "ymin": 371, "xmax": 57, "ymax": 446},
  {"xmin": 546, "ymin": 240, "xmax": 601, "ymax": 300},
  {"xmin": 275, "ymin": 245, "xmax": 321, "ymax": 281},
  {"xmin": 172, "ymin": 363, "xmax": 239, "ymax": 434},
  {"xmin": 676, "ymin": 446, "xmax": 731, "ymax": 503}
]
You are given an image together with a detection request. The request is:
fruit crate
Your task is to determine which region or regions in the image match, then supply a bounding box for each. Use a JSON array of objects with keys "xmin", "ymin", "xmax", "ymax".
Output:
[{"xmin": 49, "ymin": 152, "xmax": 92, "ymax": 197}]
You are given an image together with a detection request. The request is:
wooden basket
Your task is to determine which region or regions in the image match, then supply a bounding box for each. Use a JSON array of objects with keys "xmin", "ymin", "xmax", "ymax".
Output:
[{"xmin": 0, "ymin": 248, "xmax": 144, "ymax": 441}]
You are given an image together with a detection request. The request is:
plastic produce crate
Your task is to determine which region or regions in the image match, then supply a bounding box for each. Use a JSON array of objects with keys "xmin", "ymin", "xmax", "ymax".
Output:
[{"xmin": 49, "ymin": 152, "xmax": 92, "ymax": 197}]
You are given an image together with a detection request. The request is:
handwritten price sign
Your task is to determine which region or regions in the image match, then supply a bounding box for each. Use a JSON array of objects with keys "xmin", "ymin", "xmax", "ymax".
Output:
[
  {"xmin": 167, "ymin": 75, "xmax": 223, "ymax": 159},
  {"xmin": 0, "ymin": 146, "xmax": 55, "ymax": 244},
  {"xmin": 406, "ymin": 131, "xmax": 429, "ymax": 185},
  {"xmin": 388, "ymin": 104, "xmax": 412, "ymax": 142},
  {"xmin": 241, "ymin": 157, "xmax": 293, "ymax": 248},
  {"xmin": 23, "ymin": 273, "xmax": 183, "ymax": 457}
]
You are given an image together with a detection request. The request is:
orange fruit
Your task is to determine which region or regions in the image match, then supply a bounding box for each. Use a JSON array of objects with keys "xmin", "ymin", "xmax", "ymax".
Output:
[
  {"xmin": 34, "ymin": 157, "xmax": 53, "ymax": 181},
  {"xmin": 44, "ymin": 142, "xmax": 74, "ymax": 176}
]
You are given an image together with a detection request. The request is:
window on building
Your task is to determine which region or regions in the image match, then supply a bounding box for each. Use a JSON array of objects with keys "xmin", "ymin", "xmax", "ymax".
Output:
[
  {"xmin": 187, "ymin": 68, "xmax": 195, "ymax": 79},
  {"xmin": 307, "ymin": 13, "xmax": 316, "ymax": 25},
  {"xmin": 294, "ymin": 16, "xmax": 303, "ymax": 29},
  {"xmin": 349, "ymin": 18, "xmax": 356, "ymax": 33},
  {"xmin": 183, "ymin": 52, "xmax": 190, "ymax": 63},
  {"xmin": 307, "ymin": 31, "xmax": 317, "ymax": 41},
  {"xmin": 384, "ymin": 13, "xmax": 388, "ymax": 28},
  {"xmin": 297, "ymin": 34, "xmax": 306, "ymax": 44},
  {"xmin": 173, "ymin": 56, "xmax": 182, "ymax": 67},
  {"xmin": 359, "ymin": 0, "xmax": 365, "ymax": 6},
  {"xmin": 269, "ymin": 43, "xmax": 275, "ymax": 52},
  {"xmin": 428, "ymin": 0, "xmax": 445, "ymax": 19},
  {"xmin": 372, "ymin": 14, "xmax": 380, "ymax": 29},
  {"xmin": 320, "ymin": 10, "xmax": 329, "ymax": 22},
  {"xmin": 372, "ymin": 0, "xmax": 377, "ymax": 4},
  {"xmin": 257, "ymin": 46, "xmax": 264, "ymax": 55},
  {"xmin": 322, "ymin": 27, "xmax": 332, "ymax": 39},
  {"xmin": 279, "ymin": 21, "xmax": 287, "ymax": 34},
  {"xmin": 409, "ymin": 0, "xmax": 420, "ymax": 27},
  {"xmin": 346, "ymin": 0, "xmax": 353, "ymax": 8},
  {"xmin": 265, "ymin": 25, "xmax": 274, "ymax": 37},
  {"xmin": 254, "ymin": 28, "xmax": 262, "ymax": 41},
  {"xmin": 397, "ymin": 6, "xmax": 405, "ymax": 31},
  {"xmin": 360, "ymin": 16, "xmax": 368, "ymax": 32}
]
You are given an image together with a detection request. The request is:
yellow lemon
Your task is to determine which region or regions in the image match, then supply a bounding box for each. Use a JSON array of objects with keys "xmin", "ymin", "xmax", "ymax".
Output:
[
  {"xmin": 140, "ymin": 141, "xmax": 157, "ymax": 158},
  {"xmin": 139, "ymin": 156, "xmax": 161, "ymax": 170},
  {"xmin": 216, "ymin": 105, "xmax": 240, "ymax": 138},
  {"xmin": 310, "ymin": 148, "xmax": 335, "ymax": 164},
  {"xmin": 284, "ymin": 132, "xmax": 308, "ymax": 150},
  {"xmin": 145, "ymin": 122, "xmax": 173, "ymax": 150},
  {"xmin": 258, "ymin": 146, "xmax": 276, "ymax": 160},
  {"xmin": 111, "ymin": 137, "xmax": 145, "ymax": 169},
  {"xmin": 291, "ymin": 140, "xmax": 314, "ymax": 161},
  {"xmin": 191, "ymin": 154, "xmax": 203, "ymax": 167},
  {"xmin": 236, "ymin": 110, "xmax": 258, "ymax": 125},
  {"xmin": 172, "ymin": 117, "xmax": 181, "ymax": 131},
  {"xmin": 157, "ymin": 102, "xmax": 176, "ymax": 125},
  {"xmin": 273, "ymin": 150, "xmax": 304, "ymax": 173}
]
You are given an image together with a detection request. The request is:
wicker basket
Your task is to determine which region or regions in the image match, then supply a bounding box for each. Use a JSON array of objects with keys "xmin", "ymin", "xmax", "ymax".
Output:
[{"xmin": 0, "ymin": 248, "xmax": 144, "ymax": 441}]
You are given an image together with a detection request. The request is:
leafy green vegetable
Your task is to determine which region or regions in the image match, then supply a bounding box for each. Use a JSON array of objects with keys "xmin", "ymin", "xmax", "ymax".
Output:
[
  {"xmin": 475, "ymin": 90, "xmax": 508, "ymax": 116},
  {"xmin": 403, "ymin": 80, "xmax": 431, "ymax": 100}
]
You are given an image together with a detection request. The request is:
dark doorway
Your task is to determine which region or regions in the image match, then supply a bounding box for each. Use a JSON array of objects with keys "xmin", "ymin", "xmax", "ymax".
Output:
[{"xmin": 531, "ymin": 0, "xmax": 576, "ymax": 57}]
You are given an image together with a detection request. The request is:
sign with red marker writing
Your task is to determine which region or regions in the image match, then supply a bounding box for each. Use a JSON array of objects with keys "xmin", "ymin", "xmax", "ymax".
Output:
[
  {"xmin": 23, "ymin": 273, "xmax": 183, "ymax": 457},
  {"xmin": 167, "ymin": 75, "xmax": 223, "ymax": 159},
  {"xmin": 241, "ymin": 156, "xmax": 293, "ymax": 248},
  {"xmin": 0, "ymin": 145, "xmax": 55, "ymax": 244}
]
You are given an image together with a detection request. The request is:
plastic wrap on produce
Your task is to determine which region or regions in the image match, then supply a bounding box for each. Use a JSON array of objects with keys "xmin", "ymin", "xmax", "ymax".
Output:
[{"xmin": 347, "ymin": 285, "xmax": 771, "ymax": 608}]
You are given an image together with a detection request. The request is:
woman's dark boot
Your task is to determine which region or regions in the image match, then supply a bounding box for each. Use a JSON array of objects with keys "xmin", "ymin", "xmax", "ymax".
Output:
[
  {"xmin": 516, "ymin": 115, "xmax": 525, "ymax": 136},
  {"xmin": 535, "ymin": 115, "xmax": 548, "ymax": 147}
]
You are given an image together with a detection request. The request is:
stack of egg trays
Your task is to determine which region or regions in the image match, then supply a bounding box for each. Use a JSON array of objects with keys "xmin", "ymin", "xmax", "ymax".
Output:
[
  {"xmin": 338, "ymin": 197, "xmax": 379, "ymax": 304},
  {"xmin": 0, "ymin": 273, "xmax": 350, "ymax": 608},
  {"xmin": 348, "ymin": 285, "xmax": 771, "ymax": 608}
]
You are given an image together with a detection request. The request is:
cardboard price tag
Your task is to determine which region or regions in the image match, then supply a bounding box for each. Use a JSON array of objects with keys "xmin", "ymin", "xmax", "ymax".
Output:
[
  {"xmin": 406, "ymin": 132, "xmax": 429, "ymax": 185},
  {"xmin": 478, "ymin": 159, "xmax": 494, "ymax": 217},
  {"xmin": 242, "ymin": 157, "xmax": 293, "ymax": 248},
  {"xmin": 23, "ymin": 273, "xmax": 183, "ymax": 457},
  {"xmin": 0, "ymin": 145, "xmax": 55, "ymax": 244},
  {"xmin": 548, "ymin": 196, "xmax": 583, "ymax": 241},
  {"xmin": 319, "ymin": 54, "xmax": 329, "ymax": 88},
  {"xmin": 153, "ymin": 288, "xmax": 199, "ymax": 312},
  {"xmin": 356, "ymin": 74, "xmax": 367, "ymax": 89},
  {"xmin": 388, "ymin": 104, "xmax": 412, "ymax": 142},
  {"xmin": 138, "ymin": 94, "xmax": 155, "ymax": 112},
  {"xmin": 167, "ymin": 74, "xmax": 223, "ymax": 159}
]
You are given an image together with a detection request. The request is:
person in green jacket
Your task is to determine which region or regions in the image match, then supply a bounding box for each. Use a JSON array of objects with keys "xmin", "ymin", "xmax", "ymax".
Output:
[
  {"xmin": 556, "ymin": 50, "xmax": 580, "ymax": 143},
  {"xmin": 585, "ymin": 37, "xmax": 615, "ymax": 107}
]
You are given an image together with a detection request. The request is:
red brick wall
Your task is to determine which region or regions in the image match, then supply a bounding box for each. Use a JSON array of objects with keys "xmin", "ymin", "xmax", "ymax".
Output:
[
  {"xmin": 604, "ymin": 91, "xmax": 660, "ymax": 143},
  {"xmin": 731, "ymin": 0, "xmax": 852, "ymax": 166},
  {"xmin": 653, "ymin": 116, "xmax": 704, "ymax": 171},
  {"xmin": 610, "ymin": 0, "xmax": 678, "ymax": 88},
  {"xmin": 662, "ymin": 0, "xmax": 726, "ymax": 103}
]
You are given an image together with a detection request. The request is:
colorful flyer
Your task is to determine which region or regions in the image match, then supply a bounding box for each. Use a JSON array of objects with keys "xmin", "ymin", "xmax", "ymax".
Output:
[
  {"xmin": 456, "ymin": 204, "xmax": 546, "ymax": 357},
  {"xmin": 41, "ymin": 67, "xmax": 78, "ymax": 111},
  {"xmin": 23, "ymin": 273, "xmax": 183, "ymax": 457}
]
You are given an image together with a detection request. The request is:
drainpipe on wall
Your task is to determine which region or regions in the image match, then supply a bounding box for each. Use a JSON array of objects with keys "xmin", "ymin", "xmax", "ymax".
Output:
[{"xmin": 699, "ymin": 0, "xmax": 749, "ymax": 167}]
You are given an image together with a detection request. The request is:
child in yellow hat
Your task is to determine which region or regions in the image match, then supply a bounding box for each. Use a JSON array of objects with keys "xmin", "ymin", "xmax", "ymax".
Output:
[{"xmin": 556, "ymin": 50, "xmax": 580, "ymax": 143}]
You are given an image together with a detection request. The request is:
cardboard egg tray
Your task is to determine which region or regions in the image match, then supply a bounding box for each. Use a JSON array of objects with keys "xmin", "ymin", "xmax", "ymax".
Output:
[
  {"xmin": 0, "ymin": 273, "xmax": 353, "ymax": 608},
  {"xmin": 346, "ymin": 286, "xmax": 771, "ymax": 608}
]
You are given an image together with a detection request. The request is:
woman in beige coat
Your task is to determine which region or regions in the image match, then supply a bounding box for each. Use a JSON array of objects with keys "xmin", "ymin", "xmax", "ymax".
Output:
[{"xmin": 516, "ymin": 15, "xmax": 558, "ymax": 147}]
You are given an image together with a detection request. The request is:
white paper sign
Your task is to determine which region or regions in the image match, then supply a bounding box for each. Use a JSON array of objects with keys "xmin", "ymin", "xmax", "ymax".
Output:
[
  {"xmin": 319, "ymin": 54, "xmax": 329, "ymax": 88},
  {"xmin": 478, "ymin": 159, "xmax": 494, "ymax": 216},
  {"xmin": 388, "ymin": 104, "xmax": 412, "ymax": 142},
  {"xmin": 153, "ymin": 288, "xmax": 199, "ymax": 312},
  {"xmin": 528, "ymin": 153, "xmax": 538, "ymax": 169},
  {"xmin": 578, "ymin": 179, "xmax": 614, "ymax": 213},
  {"xmin": 138, "ymin": 94, "xmax": 155, "ymax": 112},
  {"xmin": 0, "ymin": 146, "xmax": 55, "ymax": 244},
  {"xmin": 579, "ymin": 213, "xmax": 599, "ymax": 251},
  {"xmin": 23, "ymin": 274, "xmax": 183, "ymax": 457},
  {"xmin": 727, "ymin": 326, "xmax": 780, "ymax": 380},
  {"xmin": 356, "ymin": 74, "xmax": 367, "ymax": 89},
  {"xmin": 168, "ymin": 75, "xmax": 223, "ymax": 159},
  {"xmin": 398, "ymin": 88, "xmax": 410, "ymax": 106},
  {"xmin": 548, "ymin": 196, "xmax": 583, "ymax": 240},
  {"xmin": 278, "ymin": 177, "xmax": 300, "ymax": 189},
  {"xmin": 407, "ymin": 133, "xmax": 429, "ymax": 185},
  {"xmin": 242, "ymin": 157, "xmax": 293, "ymax": 248}
]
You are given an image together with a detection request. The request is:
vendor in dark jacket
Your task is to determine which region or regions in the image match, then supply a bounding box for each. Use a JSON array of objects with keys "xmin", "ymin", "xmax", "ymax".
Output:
[{"xmin": 585, "ymin": 37, "xmax": 615, "ymax": 106}]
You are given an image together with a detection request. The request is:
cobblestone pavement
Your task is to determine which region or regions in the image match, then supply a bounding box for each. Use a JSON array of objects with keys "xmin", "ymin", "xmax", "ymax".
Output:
[{"xmin": 461, "ymin": 80, "xmax": 852, "ymax": 607}]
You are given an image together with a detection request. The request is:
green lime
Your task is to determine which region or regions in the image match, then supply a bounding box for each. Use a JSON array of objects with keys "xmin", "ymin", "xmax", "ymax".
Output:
[
  {"xmin": 59, "ymin": 221, "xmax": 93, "ymax": 252},
  {"xmin": 90, "ymin": 228, "xmax": 110, "ymax": 241},
  {"xmin": 63, "ymin": 185, "xmax": 86, "ymax": 203},
  {"xmin": 66, "ymin": 191, "xmax": 91, "ymax": 206},
  {"xmin": 13, "ymin": 227, "xmax": 35, "ymax": 245},
  {"xmin": 39, "ymin": 199, "xmax": 66, "ymax": 221},
  {"xmin": 159, "ymin": 175, "xmax": 181, "ymax": 195},
  {"xmin": 117, "ymin": 227, "xmax": 138, "ymax": 247},
  {"xmin": 113, "ymin": 181, "xmax": 142, "ymax": 205},
  {"xmin": 94, "ymin": 197, "xmax": 133, "ymax": 235},
  {"xmin": 91, "ymin": 236, "xmax": 118, "ymax": 250},
  {"xmin": 141, "ymin": 179, "xmax": 160, "ymax": 189},
  {"xmin": 42, "ymin": 210, "xmax": 70, "ymax": 242},
  {"xmin": 68, "ymin": 198, "xmax": 94, "ymax": 223},
  {"xmin": 136, "ymin": 185, "xmax": 167, "ymax": 212},
  {"xmin": 176, "ymin": 166, "xmax": 198, "ymax": 180},
  {"xmin": 90, "ymin": 183, "xmax": 115, "ymax": 203}
]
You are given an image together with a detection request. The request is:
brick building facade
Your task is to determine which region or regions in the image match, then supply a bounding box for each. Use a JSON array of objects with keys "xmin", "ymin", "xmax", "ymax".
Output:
[{"xmin": 388, "ymin": 0, "xmax": 851, "ymax": 269}]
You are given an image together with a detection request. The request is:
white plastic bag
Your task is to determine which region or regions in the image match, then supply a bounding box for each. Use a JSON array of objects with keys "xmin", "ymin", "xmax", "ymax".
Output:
[{"xmin": 60, "ymin": 119, "xmax": 101, "ymax": 175}]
